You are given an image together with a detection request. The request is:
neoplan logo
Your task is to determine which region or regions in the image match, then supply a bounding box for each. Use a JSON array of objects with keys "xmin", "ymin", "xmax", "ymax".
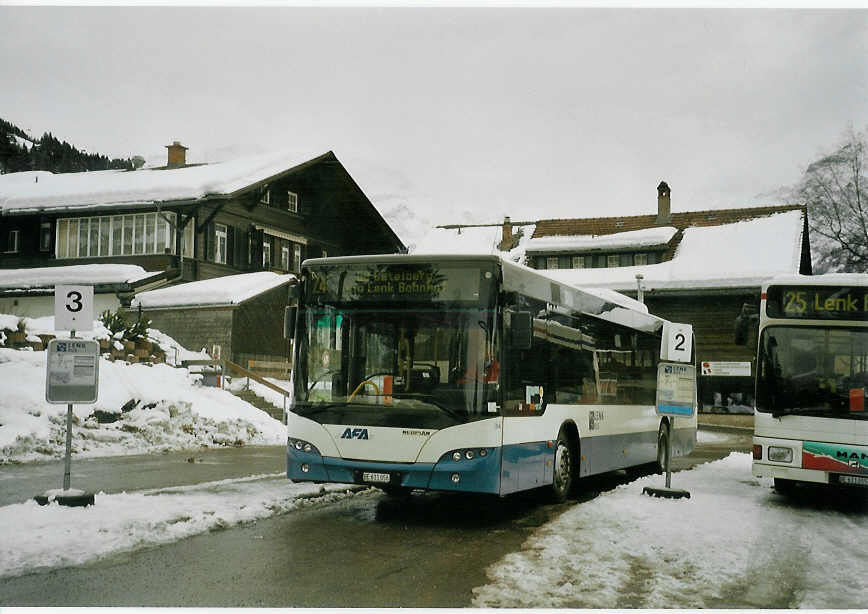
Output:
[{"xmin": 341, "ymin": 428, "xmax": 369, "ymax": 440}]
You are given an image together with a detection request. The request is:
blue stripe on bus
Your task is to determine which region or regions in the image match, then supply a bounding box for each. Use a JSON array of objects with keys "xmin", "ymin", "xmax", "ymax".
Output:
[{"xmin": 287, "ymin": 447, "xmax": 503, "ymax": 494}]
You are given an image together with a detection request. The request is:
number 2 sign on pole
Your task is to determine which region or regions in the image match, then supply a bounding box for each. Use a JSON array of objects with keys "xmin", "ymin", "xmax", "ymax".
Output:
[
  {"xmin": 55, "ymin": 285, "xmax": 95, "ymax": 332},
  {"xmin": 660, "ymin": 321, "xmax": 694, "ymax": 363}
]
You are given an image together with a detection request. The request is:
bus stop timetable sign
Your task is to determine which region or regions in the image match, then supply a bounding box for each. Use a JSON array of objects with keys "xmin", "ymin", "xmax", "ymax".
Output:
[
  {"xmin": 656, "ymin": 362, "xmax": 696, "ymax": 417},
  {"xmin": 46, "ymin": 339, "xmax": 100, "ymax": 404}
]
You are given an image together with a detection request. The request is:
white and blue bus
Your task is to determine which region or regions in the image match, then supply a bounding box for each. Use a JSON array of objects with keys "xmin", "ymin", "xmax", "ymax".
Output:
[
  {"xmin": 286, "ymin": 254, "xmax": 696, "ymax": 500},
  {"xmin": 748, "ymin": 274, "xmax": 868, "ymax": 492}
]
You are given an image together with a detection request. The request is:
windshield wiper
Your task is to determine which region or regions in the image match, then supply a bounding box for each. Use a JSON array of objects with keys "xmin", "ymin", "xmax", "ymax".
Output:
[{"xmin": 400, "ymin": 394, "xmax": 465, "ymax": 423}]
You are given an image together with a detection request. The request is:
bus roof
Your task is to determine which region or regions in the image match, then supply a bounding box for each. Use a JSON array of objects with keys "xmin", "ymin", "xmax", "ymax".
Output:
[
  {"xmin": 302, "ymin": 253, "xmax": 666, "ymax": 334},
  {"xmin": 764, "ymin": 273, "xmax": 868, "ymax": 290}
]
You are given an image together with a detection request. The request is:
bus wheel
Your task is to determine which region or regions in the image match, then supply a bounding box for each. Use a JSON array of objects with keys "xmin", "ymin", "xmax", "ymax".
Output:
[
  {"xmin": 655, "ymin": 421, "xmax": 670, "ymax": 475},
  {"xmin": 380, "ymin": 485, "xmax": 412, "ymax": 498},
  {"xmin": 773, "ymin": 478, "xmax": 795, "ymax": 495},
  {"xmin": 550, "ymin": 428, "xmax": 574, "ymax": 503}
]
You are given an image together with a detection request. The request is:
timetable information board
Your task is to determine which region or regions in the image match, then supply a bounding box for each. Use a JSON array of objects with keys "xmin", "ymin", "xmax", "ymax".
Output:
[{"xmin": 45, "ymin": 339, "xmax": 100, "ymax": 404}]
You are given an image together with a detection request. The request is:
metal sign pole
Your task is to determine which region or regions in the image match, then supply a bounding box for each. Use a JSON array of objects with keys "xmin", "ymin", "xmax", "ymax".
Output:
[
  {"xmin": 62, "ymin": 329, "xmax": 76, "ymax": 491},
  {"xmin": 665, "ymin": 417, "xmax": 674, "ymax": 489}
]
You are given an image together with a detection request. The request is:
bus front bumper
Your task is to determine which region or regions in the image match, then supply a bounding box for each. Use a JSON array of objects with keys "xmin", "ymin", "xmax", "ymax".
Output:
[{"xmin": 287, "ymin": 447, "xmax": 503, "ymax": 494}]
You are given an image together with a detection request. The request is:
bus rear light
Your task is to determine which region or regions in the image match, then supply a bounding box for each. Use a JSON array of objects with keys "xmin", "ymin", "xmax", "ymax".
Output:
[
  {"xmin": 753, "ymin": 444, "xmax": 763, "ymax": 460},
  {"xmin": 768, "ymin": 446, "xmax": 793, "ymax": 463}
]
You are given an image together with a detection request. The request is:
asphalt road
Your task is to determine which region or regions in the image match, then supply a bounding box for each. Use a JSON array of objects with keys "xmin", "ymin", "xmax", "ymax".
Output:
[{"xmin": 1, "ymin": 426, "xmax": 752, "ymax": 607}]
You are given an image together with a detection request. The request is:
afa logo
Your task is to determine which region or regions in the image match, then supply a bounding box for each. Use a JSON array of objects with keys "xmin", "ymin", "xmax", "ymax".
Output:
[{"xmin": 341, "ymin": 427, "xmax": 369, "ymax": 440}]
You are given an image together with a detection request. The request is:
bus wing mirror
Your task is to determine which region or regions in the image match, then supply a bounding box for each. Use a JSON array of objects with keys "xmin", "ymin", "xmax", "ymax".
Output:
[
  {"xmin": 288, "ymin": 283, "xmax": 301, "ymax": 303},
  {"xmin": 510, "ymin": 311, "xmax": 533, "ymax": 350},
  {"xmin": 734, "ymin": 303, "xmax": 758, "ymax": 346},
  {"xmin": 284, "ymin": 306, "xmax": 297, "ymax": 340}
]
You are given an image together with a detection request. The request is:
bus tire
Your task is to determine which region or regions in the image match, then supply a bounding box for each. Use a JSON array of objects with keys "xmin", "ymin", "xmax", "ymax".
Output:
[
  {"xmin": 655, "ymin": 420, "xmax": 670, "ymax": 475},
  {"xmin": 380, "ymin": 485, "xmax": 412, "ymax": 498},
  {"xmin": 773, "ymin": 478, "xmax": 795, "ymax": 494},
  {"xmin": 550, "ymin": 427, "xmax": 575, "ymax": 503}
]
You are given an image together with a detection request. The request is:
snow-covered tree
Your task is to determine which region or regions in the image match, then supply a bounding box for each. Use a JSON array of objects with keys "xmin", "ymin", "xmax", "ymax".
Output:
[{"xmin": 798, "ymin": 128, "xmax": 868, "ymax": 273}]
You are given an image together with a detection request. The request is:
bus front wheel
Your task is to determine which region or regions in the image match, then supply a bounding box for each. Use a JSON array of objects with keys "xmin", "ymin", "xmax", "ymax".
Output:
[{"xmin": 550, "ymin": 428, "xmax": 574, "ymax": 503}]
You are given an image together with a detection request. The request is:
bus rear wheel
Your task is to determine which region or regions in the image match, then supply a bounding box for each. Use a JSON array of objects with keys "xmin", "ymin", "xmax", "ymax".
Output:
[{"xmin": 550, "ymin": 428, "xmax": 574, "ymax": 503}]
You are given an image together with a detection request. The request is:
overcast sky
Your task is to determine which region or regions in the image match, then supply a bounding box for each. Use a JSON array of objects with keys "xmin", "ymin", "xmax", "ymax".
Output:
[{"xmin": 2, "ymin": 6, "xmax": 866, "ymax": 244}]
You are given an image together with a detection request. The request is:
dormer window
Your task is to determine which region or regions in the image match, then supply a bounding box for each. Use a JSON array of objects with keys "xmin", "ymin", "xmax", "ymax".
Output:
[
  {"xmin": 287, "ymin": 191, "xmax": 298, "ymax": 213},
  {"xmin": 546, "ymin": 256, "xmax": 559, "ymax": 270},
  {"xmin": 607, "ymin": 254, "xmax": 620, "ymax": 268},
  {"xmin": 572, "ymin": 255, "xmax": 585, "ymax": 269},
  {"xmin": 634, "ymin": 253, "xmax": 648, "ymax": 265},
  {"xmin": 260, "ymin": 187, "xmax": 271, "ymax": 205}
]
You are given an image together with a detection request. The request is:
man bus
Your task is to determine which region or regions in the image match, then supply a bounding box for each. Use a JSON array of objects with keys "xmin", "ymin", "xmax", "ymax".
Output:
[
  {"xmin": 746, "ymin": 274, "xmax": 868, "ymax": 492},
  {"xmin": 286, "ymin": 254, "xmax": 696, "ymax": 500}
]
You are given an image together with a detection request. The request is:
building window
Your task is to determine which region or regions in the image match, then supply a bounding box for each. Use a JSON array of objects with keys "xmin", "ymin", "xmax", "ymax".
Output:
[
  {"xmin": 293, "ymin": 244, "xmax": 302, "ymax": 272},
  {"xmin": 6, "ymin": 230, "xmax": 19, "ymax": 253},
  {"xmin": 40, "ymin": 222, "xmax": 52, "ymax": 252},
  {"xmin": 281, "ymin": 245, "xmax": 290, "ymax": 270},
  {"xmin": 287, "ymin": 191, "xmax": 298, "ymax": 213},
  {"xmin": 263, "ymin": 239, "xmax": 272, "ymax": 268},
  {"xmin": 546, "ymin": 256, "xmax": 559, "ymax": 270},
  {"xmin": 571, "ymin": 255, "xmax": 585, "ymax": 269},
  {"xmin": 215, "ymin": 223, "xmax": 228, "ymax": 264},
  {"xmin": 55, "ymin": 212, "xmax": 192, "ymax": 259},
  {"xmin": 607, "ymin": 254, "xmax": 620, "ymax": 268},
  {"xmin": 634, "ymin": 253, "xmax": 648, "ymax": 266},
  {"xmin": 261, "ymin": 187, "xmax": 271, "ymax": 205}
]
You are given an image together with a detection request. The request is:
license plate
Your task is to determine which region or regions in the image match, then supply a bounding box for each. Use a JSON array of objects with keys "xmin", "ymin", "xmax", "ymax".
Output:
[
  {"xmin": 838, "ymin": 474, "xmax": 868, "ymax": 487},
  {"xmin": 361, "ymin": 472, "xmax": 391, "ymax": 484}
]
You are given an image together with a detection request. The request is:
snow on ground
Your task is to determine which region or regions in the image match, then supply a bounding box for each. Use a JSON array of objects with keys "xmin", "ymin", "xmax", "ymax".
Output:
[
  {"xmin": 0, "ymin": 316, "xmax": 285, "ymax": 463},
  {"xmin": 472, "ymin": 453, "xmax": 868, "ymax": 609},
  {"xmin": 0, "ymin": 474, "xmax": 361, "ymax": 578}
]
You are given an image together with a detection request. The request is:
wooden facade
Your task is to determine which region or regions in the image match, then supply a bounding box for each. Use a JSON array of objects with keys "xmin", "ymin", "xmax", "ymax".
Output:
[{"xmin": 0, "ymin": 150, "xmax": 405, "ymax": 286}]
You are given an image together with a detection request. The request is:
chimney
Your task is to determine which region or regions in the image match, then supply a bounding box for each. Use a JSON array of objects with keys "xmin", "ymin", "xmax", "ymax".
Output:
[
  {"xmin": 499, "ymin": 216, "xmax": 513, "ymax": 251},
  {"xmin": 165, "ymin": 141, "xmax": 188, "ymax": 168},
  {"xmin": 656, "ymin": 181, "xmax": 671, "ymax": 225}
]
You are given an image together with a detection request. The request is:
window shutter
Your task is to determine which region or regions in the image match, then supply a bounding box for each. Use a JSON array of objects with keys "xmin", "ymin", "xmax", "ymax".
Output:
[
  {"xmin": 226, "ymin": 226, "xmax": 235, "ymax": 267},
  {"xmin": 206, "ymin": 222, "xmax": 215, "ymax": 262}
]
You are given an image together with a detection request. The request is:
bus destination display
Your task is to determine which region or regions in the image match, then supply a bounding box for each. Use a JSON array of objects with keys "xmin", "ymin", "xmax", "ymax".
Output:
[
  {"xmin": 766, "ymin": 285, "xmax": 868, "ymax": 320},
  {"xmin": 309, "ymin": 264, "xmax": 487, "ymax": 303}
]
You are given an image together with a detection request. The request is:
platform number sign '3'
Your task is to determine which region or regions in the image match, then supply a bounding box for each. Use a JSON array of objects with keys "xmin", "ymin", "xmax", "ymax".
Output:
[
  {"xmin": 661, "ymin": 322, "xmax": 694, "ymax": 363},
  {"xmin": 54, "ymin": 285, "xmax": 95, "ymax": 332}
]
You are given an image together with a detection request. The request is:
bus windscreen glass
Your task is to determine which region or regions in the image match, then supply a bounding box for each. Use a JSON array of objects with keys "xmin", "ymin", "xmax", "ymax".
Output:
[
  {"xmin": 756, "ymin": 325, "xmax": 868, "ymax": 418},
  {"xmin": 293, "ymin": 263, "xmax": 499, "ymax": 430},
  {"xmin": 766, "ymin": 285, "xmax": 868, "ymax": 321}
]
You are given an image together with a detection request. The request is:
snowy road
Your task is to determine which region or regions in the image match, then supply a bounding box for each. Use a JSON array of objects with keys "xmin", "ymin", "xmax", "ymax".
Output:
[{"xmin": 2, "ymin": 437, "xmax": 867, "ymax": 607}]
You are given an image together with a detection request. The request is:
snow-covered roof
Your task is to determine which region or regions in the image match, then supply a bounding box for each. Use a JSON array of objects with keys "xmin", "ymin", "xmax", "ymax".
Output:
[
  {"xmin": 411, "ymin": 224, "xmax": 536, "ymax": 264},
  {"xmin": 525, "ymin": 226, "xmax": 678, "ymax": 253},
  {"xmin": 0, "ymin": 264, "xmax": 156, "ymax": 291},
  {"xmin": 0, "ymin": 150, "xmax": 328, "ymax": 214},
  {"xmin": 132, "ymin": 272, "xmax": 295, "ymax": 309},
  {"xmin": 545, "ymin": 210, "xmax": 805, "ymax": 292}
]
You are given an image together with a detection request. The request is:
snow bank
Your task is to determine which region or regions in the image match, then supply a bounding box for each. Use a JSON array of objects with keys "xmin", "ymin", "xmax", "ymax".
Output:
[{"xmin": 473, "ymin": 452, "xmax": 868, "ymax": 609}]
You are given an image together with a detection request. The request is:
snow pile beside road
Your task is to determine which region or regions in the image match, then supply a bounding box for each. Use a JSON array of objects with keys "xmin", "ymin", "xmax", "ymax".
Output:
[
  {"xmin": 0, "ymin": 475, "xmax": 360, "ymax": 578},
  {"xmin": 0, "ymin": 344, "xmax": 285, "ymax": 464},
  {"xmin": 473, "ymin": 453, "xmax": 868, "ymax": 609}
]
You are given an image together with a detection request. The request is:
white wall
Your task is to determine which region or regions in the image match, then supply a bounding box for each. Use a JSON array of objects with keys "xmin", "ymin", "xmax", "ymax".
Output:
[{"xmin": 0, "ymin": 294, "xmax": 122, "ymax": 319}]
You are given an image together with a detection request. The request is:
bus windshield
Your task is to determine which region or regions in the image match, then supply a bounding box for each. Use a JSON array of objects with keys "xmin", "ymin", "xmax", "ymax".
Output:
[
  {"xmin": 292, "ymin": 261, "xmax": 501, "ymax": 430},
  {"xmin": 756, "ymin": 325, "xmax": 868, "ymax": 419}
]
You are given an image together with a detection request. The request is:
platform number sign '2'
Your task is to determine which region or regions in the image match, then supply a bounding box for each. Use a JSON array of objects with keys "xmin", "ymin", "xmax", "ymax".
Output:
[
  {"xmin": 660, "ymin": 322, "xmax": 694, "ymax": 363},
  {"xmin": 54, "ymin": 285, "xmax": 95, "ymax": 332}
]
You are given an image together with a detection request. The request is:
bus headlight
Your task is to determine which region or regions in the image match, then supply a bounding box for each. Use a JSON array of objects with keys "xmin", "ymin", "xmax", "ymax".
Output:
[
  {"xmin": 768, "ymin": 446, "xmax": 793, "ymax": 463},
  {"xmin": 289, "ymin": 438, "xmax": 320, "ymax": 456},
  {"xmin": 444, "ymin": 448, "xmax": 492, "ymax": 463}
]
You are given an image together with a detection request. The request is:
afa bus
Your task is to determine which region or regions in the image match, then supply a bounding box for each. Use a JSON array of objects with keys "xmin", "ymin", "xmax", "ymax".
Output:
[{"xmin": 285, "ymin": 254, "xmax": 697, "ymax": 500}]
